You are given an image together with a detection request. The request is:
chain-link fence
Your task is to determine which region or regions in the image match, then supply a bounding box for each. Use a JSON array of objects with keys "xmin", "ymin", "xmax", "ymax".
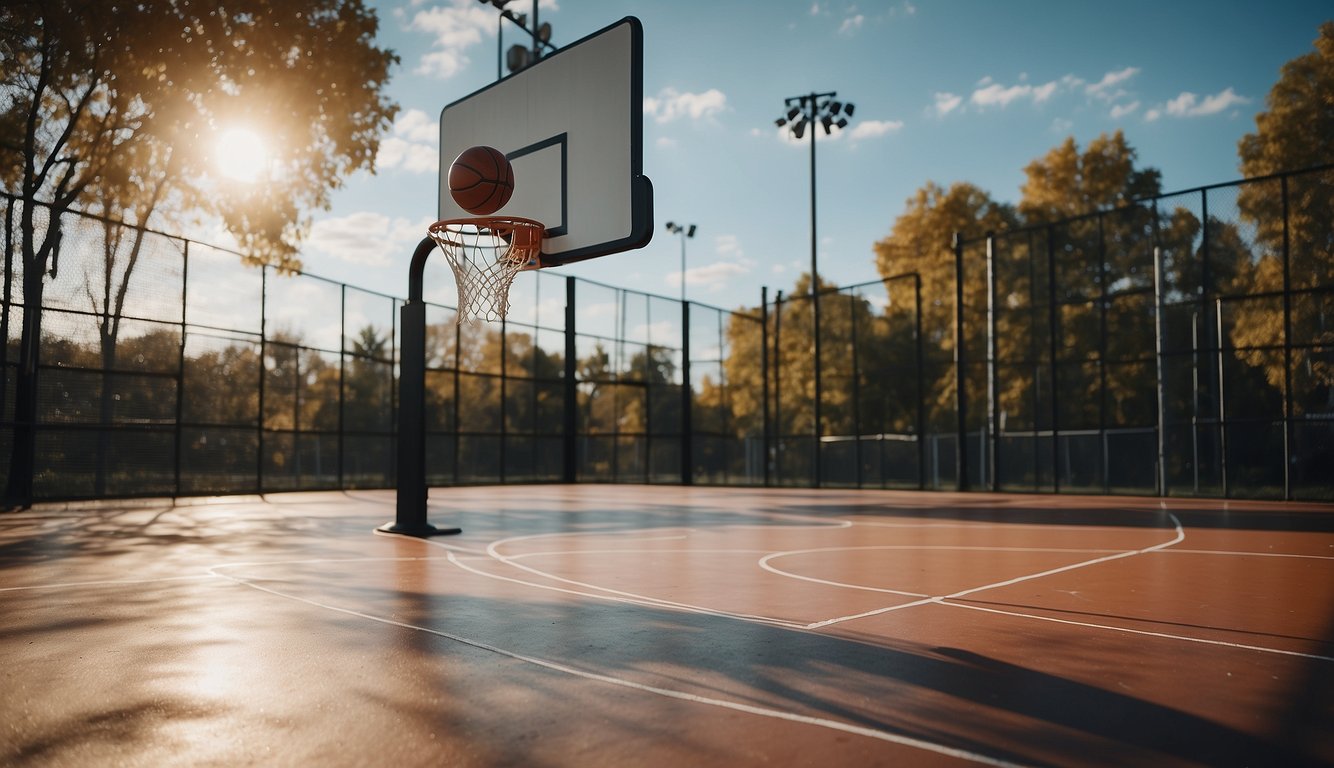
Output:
[
  {"xmin": 4, "ymin": 164, "xmax": 1331, "ymax": 505},
  {"xmin": 1, "ymin": 194, "xmax": 765, "ymax": 505},
  {"xmin": 942, "ymin": 166, "xmax": 1333, "ymax": 499}
]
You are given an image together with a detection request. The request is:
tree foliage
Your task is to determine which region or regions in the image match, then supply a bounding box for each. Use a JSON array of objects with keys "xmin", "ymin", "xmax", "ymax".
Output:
[
  {"xmin": 0, "ymin": 0, "xmax": 398, "ymax": 268},
  {"xmin": 1018, "ymin": 131, "xmax": 1162, "ymax": 223},
  {"xmin": 1232, "ymin": 21, "xmax": 1334, "ymax": 402}
]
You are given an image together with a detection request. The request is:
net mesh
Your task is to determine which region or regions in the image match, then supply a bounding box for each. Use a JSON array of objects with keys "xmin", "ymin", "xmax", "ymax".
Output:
[{"xmin": 428, "ymin": 217, "xmax": 544, "ymax": 324}]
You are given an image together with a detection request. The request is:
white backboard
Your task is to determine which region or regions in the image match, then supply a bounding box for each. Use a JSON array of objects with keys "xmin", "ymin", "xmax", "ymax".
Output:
[{"xmin": 438, "ymin": 16, "xmax": 653, "ymax": 266}]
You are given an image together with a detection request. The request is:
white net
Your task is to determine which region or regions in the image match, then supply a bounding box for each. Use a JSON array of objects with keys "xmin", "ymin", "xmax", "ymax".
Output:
[{"xmin": 428, "ymin": 217, "xmax": 544, "ymax": 324}]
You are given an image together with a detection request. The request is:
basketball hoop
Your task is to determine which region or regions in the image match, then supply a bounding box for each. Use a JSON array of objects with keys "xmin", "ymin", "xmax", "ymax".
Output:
[{"xmin": 428, "ymin": 216, "xmax": 544, "ymax": 324}]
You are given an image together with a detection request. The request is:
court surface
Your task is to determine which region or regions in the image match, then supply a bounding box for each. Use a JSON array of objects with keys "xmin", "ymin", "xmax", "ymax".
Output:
[{"xmin": 2, "ymin": 485, "xmax": 1331, "ymax": 767}]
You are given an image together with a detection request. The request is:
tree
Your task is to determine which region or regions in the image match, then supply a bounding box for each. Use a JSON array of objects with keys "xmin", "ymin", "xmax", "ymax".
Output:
[
  {"xmin": 1018, "ymin": 131, "xmax": 1162, "ymax": 224},
  {"xmin": 1, "ymin": 0, "xmax": 398, "ymax": 505},
  {"xmin": 1238, "ymin": 22, "xmax": 1334, "ymax": 182},
  {"xmin": 1233, "ymin": 21, "xmax": 1334, "ymax": 426},
  {"xmin": 872, "ymin": 182, "xmax": 1017, "ymax": 427}
]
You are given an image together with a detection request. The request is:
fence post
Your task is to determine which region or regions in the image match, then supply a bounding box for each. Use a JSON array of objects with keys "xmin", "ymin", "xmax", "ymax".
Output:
[
  {"xmin": 760, "ymin": 287, "xmax": 770, "ymax": 487},
  {"xmin": 914, "ymin": 274, "xmax": 926, "ymax": 490},
  {"xmin": 986, "ymin": 232, "xmax": 999, "ymax": 492},
  {"xmin": 338, "ymin": 284, "xmax": 347, "ymax": 489},
  {"xmin": 773, "ymin": 290, "xmax": 783, "ymax": 486},
  {"xmin": 1280, "ymin": 175, "xmax": 1293, "ymax": 500},
  {"xmin": 1153, "ymin": 245, "xmax": 1169, "ymax": 497},
  {"xmin": 1046, "ymin": 226, "xmax": 1060, "ymax": 493},
  {"xmin": 681, "ymin": 299, "xmax": 693, "ymax": 485},
  {"xmin": 953, "ymin": 231, "xmax": 968, "ymax": 491},
  {"xmin": 174, "ymin": 240, "xmax": 189, "ymax": 497},
  {"xmin": 849, "ymin": 290, "xmax": 862, "ymax": 488},
  {"xmin": 258, "ymin": 265, "xmax": 267, "ymax": 493},
  {"xmin": 563, "ymin": 277, "xmax": 577, "ymax": 483},
  {"xmin": 1216, "ymin": 297, "xmax": 1229, "ymax": 498}
]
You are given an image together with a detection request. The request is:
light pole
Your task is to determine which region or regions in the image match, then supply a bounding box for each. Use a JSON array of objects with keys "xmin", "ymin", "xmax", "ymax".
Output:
[
  {"xmin": 665, "ymin": 221, "xmax": 697, "ymax": 304},
  {"xmin": 479, "ymin": 0, "xmax": 553, "ymax": 77},
  {"xmin": 775, "ymin": 91, "xmax": 853, "ymax": 487}
]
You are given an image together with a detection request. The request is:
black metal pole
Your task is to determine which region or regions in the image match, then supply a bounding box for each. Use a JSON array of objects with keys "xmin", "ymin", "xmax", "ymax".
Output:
[
  {"xmin": 761, "ymin": 286, "xmax": 771, "ymax": 487},
  {"xmin": 1046, "ymin": 227, "xmax": 1060, "ymax": 493},
  {"xmin": 380, "ymin": 236, "xmax": 461, "ymax": 537},
  {"xmin": 850, "ymin": 291, "xmax": 862, "ymax": 488},
  {"xmin": 1153, "ymin": 245, "xmax": 1169, "ymax": 497},
  {"xmin": 914, "ymin": 274, "xmax": 926, "ymax": 490},
  {"xmin": 563, "ymin": 276, "xmax": 577, "ymax": 482},
  {"xmin": 1280, "ymin": 175, "xmax": 1293, "ymax": 500},
  {"xmin": 681, "ymin": 300, "xmax": 693, "ymax": 486},
  {"xmin": 774, "ymin": 290, "xmax": 783, "ymax": 484},
  {"xmin": 808, "ymin": 101, "xmax": 822, "ymax": 489},
  {"xmin": 986, "ymin": 233, "xmax": 999, "ymax": 491},
  {"xmin": 953, "ymin": 231, "xmax": 968, "ymax": 490},
  {"xmin": 1216, "ymin": 297, "xmax": 1229, "ymax": 498}
]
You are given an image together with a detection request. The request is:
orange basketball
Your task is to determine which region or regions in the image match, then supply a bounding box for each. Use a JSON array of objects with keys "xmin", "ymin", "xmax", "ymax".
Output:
[{"xmin": 448, "ymin": 145, "xmax": 515, "ymax": 215}]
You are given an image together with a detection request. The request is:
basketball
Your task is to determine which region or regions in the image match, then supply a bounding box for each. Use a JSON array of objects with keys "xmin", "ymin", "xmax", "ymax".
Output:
[{"xmin": 448, "ymin": 145, "xmax": 515, "ymax": 215}]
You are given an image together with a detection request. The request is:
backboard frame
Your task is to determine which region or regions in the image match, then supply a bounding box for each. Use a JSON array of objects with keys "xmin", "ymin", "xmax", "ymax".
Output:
[{"xmin": 437, "ymin": 16, "xmax": 653, "ymax": 267}]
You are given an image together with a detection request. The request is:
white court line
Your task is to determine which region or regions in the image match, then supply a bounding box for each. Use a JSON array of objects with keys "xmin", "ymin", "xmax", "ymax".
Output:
[
  {"xmin": 1160, "ymin": 548, "xmax": 1334, "ymax": 561},
  {"xmin": 484, "ymin": 532, "xmax": 818, "ymax": 625},
  {"xmin": 206, "ymin": 555, "xmax": 1030, "ymax": 768},
  {"xmin": 939, "ymin": 601, "xmax": 1334, "ymax": 663},
  {"xmin": 760, "ymin": 545, "xmax": 1130, "ymax": 599},
  {"xmin": 444, "ymin": 549, "xmax": 807, "ymax": 629},
  {"xmin": 506, "ymin": 547, "xmax": 772, "ymax": 561},
  {"xmin": 806, "ymin": 514, "xmax": 1186, "ymax": 629}
]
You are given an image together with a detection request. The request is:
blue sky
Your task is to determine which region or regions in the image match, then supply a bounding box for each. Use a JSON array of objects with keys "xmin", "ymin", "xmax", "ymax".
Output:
[{"xmin": 280, "ymin": 0, "xmax": 1332, "ymax": 312}]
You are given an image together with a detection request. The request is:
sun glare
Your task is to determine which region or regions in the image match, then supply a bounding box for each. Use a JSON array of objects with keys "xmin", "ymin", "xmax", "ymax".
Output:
[{"xmin": 215, "ymin": 128, "xmax": 269, "ymax": 183}]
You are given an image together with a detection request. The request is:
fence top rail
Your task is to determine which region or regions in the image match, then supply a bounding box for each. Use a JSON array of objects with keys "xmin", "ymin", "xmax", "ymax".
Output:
[{"xmin": 953, "ymin": 161, "xmax": 1334, "ymax": 246}]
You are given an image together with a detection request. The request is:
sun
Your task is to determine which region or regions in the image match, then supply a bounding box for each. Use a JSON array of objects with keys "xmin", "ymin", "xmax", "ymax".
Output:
[{"xmin": 215, "ymin": 127, "xmax": 269, "ymax": 183}]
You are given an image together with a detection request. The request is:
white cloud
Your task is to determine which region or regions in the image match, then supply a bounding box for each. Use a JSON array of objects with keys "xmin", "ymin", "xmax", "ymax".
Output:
[
  {"xmin": 307, "ymin": 212, "xmax": 436, "ymax": 267},
  {"xmin": 839, "ymin": 13, "xmax": 865, "ymax": 35},
  {"xmin": 933, "ymin": 92, "xmax": 963, "ymax": 117},
  {"xmin": 848, "ymin": 119, "xmax": 903, "ymax": 140},
  {"xmin": 1110, "ymin": 101, "xmax": 1140, "ymax": 119},
  {"xmin": 681, "ymin": 261, "xmax": 749, "ymax": 290},
  {"xmin": 1087, "ymin": 67, "xmax": 1140, "ymax": 100},
  {"xmin": 671, "ymin": 234, "xmax": 754, "ymax": 291},
  {"xmin": 395, "ymin": 108, "xmax": 438, "ymax": 143},
  {"xmin": 629, "ymin": 320, "xmax": 677, "ymax": 344},
  {"xmin": 376, "ymin": 109, "xmax": 439, "ymax": 174},
  {"xmin": 644, "ymin": 87, "xmax": 728, "ymax": 123},
  {"xmin": 377, "ymin": 137, "xmax": 437, "ymax": 174},
  {"xmin": 656, "ymin": 136, "xmax": 678, "ymax": 149},
  {"xmin": 971, "ymin": 78, "xmax": 1066, "ymax": 108},
  {"xmin": 410, "ymin": 1, "xmax": 493, "ymax": 79},
  {"xmin": 1150, "ymin": 88, "xmax": 1249, "ymax": 120}
]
